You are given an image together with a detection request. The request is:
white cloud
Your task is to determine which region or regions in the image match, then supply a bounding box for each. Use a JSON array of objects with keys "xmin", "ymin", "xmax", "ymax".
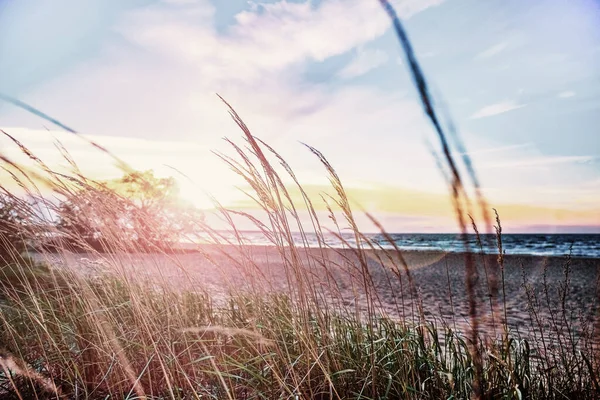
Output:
[
  {"xmin": 113, "ymin": 0, "xmax": 443, "ymax": 83},
  {"xmin": 481, "ymin": 155, "xmax": 596, "ymax": 169},
  {"xmin": 462, "ymin": 141, "xmax": 600, "ymax": 210},
  {"xmin": 558, "ymin": 90, "xmax": 576, "ymax": 98},
  {"xmin": 0, "ymin": 0, "xmax": 444, "ymax": 144},
  {"xmin": 338, "ymin": 48, "xmax": 388, "ymax": 79},
  {"xmin": 460, "ymin": 142, "xmax": 533, "ymax": 156},
  {"xmin": 469, "ymin": 100, "xmax": 525, "ymax": 119},
  {"xmin": 0, "ymin": 0, "xmax": 449, "ymax": 203},
  {"xmin": 476, "ymin": 41, "xmax": 509, "ymax": 59},
  {"xmin": 418, "ymin": 51, "xmax": 436, "ymax": 58},
  {"xmin": 389, "ymin": 0, "xmax": 445, "ymax": 17}
]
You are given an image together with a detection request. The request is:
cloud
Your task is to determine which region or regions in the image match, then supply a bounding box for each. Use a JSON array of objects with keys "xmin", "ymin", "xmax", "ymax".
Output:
[
  {"xmin": 469, "ymin": 100, "xmax": 525, "ymax": 119},
  {"xmin": 460, "ymin": 142, "xmax": 533, "ymax": 156},
  {"xmin": 0, "ymin": 0, "xmax": 443, "ymax": 168},
  {"xmin": 2, "ymin": 0, "xmax": 445, "ymax": 132},
  {"xmin": 481, "ymin": 155, "xmax": 596, "ymax": 169},
  {"xmin": 558, "ymin": 90, "xmax": 576, "ymax": 98},
  {"xmin": 466, "ymin": 141, "xmax": 600, "ymax": 211},
  {"xmin": 0, "ymin": 0, "xmax": 446, "ymax": 205},
  {"xmin": 476, "ymin": 41, "xmax": 509, "ymax": 59},
  {"xmin": 114, "ymin": 0, "xmax": 443, "ymax": 82},
  {"xmin": 338, "ymin": 48, "xmax": 388, "ymax": 79}
]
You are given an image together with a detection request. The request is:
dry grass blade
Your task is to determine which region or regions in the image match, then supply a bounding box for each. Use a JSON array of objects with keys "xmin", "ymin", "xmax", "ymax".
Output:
[{"xmin": 377, "ymin": 1, "xmax": 488, "ymax": 396}]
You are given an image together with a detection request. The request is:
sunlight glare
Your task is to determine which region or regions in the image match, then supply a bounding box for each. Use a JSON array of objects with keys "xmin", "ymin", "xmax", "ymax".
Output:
[{"xmin": 175, "ymin": 169, "xmax": 246, "ymax": 210}]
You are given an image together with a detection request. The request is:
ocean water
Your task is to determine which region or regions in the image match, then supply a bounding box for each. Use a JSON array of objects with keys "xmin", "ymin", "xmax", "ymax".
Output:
[{"xmin": 202, "ymin": 232, "xmax": 600, "ymax": 258}]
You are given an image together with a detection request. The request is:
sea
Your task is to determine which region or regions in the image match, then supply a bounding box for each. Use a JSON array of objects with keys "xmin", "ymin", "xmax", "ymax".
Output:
[{"xmin": 200, "ymin": 232, "xmax": 600, "ymax": 258}]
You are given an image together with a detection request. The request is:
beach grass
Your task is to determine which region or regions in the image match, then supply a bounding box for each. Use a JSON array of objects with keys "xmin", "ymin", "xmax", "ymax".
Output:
[
  {"xmin": 1, "ymin": 255, "xmax": 597, "ymax": 399},
  {"xmin": 0, "ymin": 264, "xmax": 537, "ymax": 399},
  {"xmin": 0, "ymin": 123, "xmax": 599, "ymax": 399}
]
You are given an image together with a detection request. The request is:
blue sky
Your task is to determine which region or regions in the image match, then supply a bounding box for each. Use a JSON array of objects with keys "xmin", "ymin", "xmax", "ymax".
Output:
[{"xmin": 1, "ymin": 0, "xmax": 599, "ymax": 232}]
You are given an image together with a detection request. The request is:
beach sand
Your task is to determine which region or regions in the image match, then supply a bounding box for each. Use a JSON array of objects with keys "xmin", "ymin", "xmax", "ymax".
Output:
[{"xmin": 40, "ymin": 245, "xmax": 600, "ymax": 343}]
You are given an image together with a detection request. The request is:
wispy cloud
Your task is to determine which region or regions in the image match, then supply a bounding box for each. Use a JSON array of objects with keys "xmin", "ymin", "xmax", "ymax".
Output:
[
  {"xmin": 115, "ymin": 0, "xmax": 443, "ymax": 81},
  {"xmin": 476, "ymin": 41, "xmax": 509, "ymax": 59},
  {"xmin": 338, "ymin": 48, "xmax": 388, "ymax": 79},
  {"xmin": 460, "ymin": 142, "xmax": 533, "ymax": 156},
  {"xmin": 1, "ymin": 0, "xmax": 444, "ymax": 138},
  {"xmin": 481, "ymin": 155, "xmax": 596, "ymax": 169},
  {"xmin": 418, "ymin": 51, "xmax": 436, "ymax": 58},
  {"xmin": 469, "ymin": 100, "xmax": 525, "ymax": 119},
  {"xmin": 558, "ymin": 90, "xmax": 576, "ymax": 98}
]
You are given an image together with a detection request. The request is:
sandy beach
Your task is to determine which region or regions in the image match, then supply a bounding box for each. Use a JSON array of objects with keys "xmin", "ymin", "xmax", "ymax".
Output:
[{"xmin": 37, "ymin": 245, "xmax": 600, "ymax": 342}]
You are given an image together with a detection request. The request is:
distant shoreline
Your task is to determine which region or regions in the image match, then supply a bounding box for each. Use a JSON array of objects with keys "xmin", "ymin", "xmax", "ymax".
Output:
[
  {"xmin": 32, "ymin": 241, "xmax": 600, "ymax": 260},
  {"xmin": 33, "ymin": 230, "xmax": 600, "ymax": 258}
]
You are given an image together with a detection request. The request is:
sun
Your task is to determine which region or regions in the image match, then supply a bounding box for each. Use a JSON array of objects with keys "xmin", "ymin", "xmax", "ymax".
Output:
[{"xmin": 175, "ymin": 173, "xmax": 246, "ymax": 211}]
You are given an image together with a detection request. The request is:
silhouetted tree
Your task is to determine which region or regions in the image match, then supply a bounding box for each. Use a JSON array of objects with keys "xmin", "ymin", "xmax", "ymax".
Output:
[
  {"xmin": 0, "ymin": 193, "xmax": 29, "ymax": 261},
  {"xmin": 56, "ymin": 184, "xmax": 121, "ymax": 250},
  {"xmin": 57, "ymin": 170, "xmax": 203, "ymax": 251}
]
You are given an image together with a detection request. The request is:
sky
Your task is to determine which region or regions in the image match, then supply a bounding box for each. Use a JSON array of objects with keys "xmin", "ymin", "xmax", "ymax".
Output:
[{"xmin": 0, "ymin": 0, "xmax": 599, "ymax": 233}]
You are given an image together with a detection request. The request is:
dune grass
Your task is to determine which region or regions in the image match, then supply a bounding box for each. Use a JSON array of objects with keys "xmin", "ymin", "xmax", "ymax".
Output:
[
  {"xmin": 0, "ymin": 117, "xmax": 599, "ymax": 399},
  {"xmin": 0, "ymin": 265, "xmax": 537, "ymax": 399},
  {"xmin": 1, "ymin": 253, "xmax": 596, "ymax": 399}
]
